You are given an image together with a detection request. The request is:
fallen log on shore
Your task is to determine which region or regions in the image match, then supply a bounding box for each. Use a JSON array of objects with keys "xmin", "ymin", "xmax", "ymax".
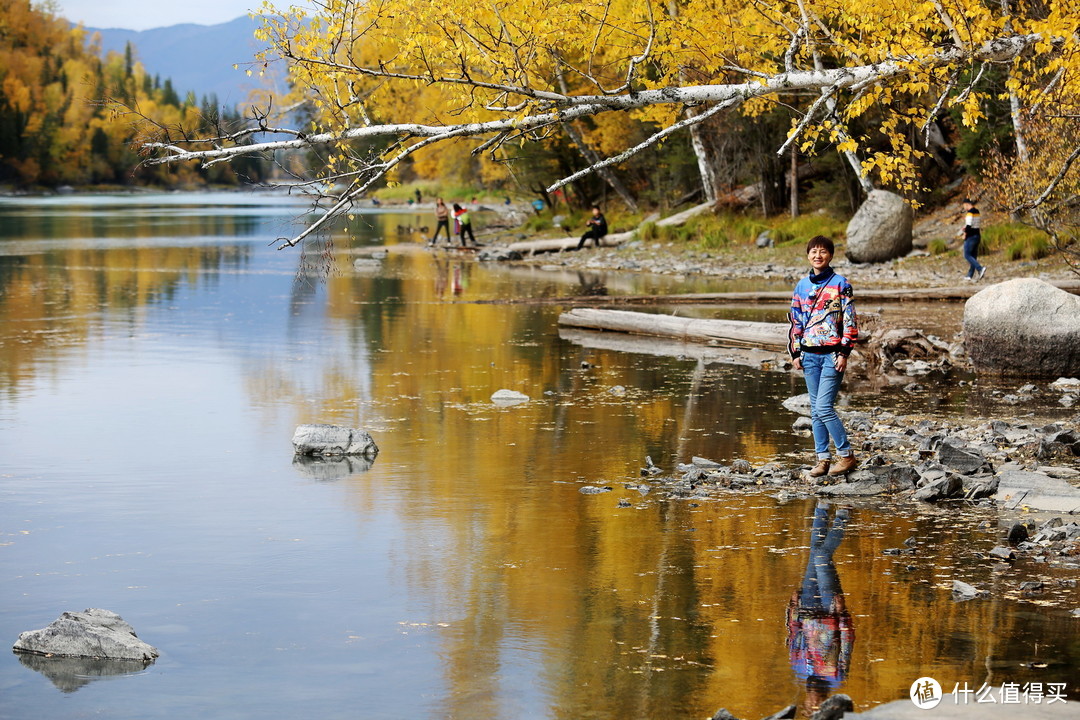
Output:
[
  {"xmin": 558, "ymin": 308, "xmax": 790, "ymax": 351},
  {"xmin": 507, "ymin": 202, "xmax": 713, "ymax": 255}
]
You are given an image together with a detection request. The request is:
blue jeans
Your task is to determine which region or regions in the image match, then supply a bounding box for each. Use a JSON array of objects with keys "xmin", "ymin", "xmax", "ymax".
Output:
[
  {"xmin": 802, "ymin": 352, "xmax": 851, "ymax": 459},
  {"xmin": 963, "ymin": 236, "xmax": 983, "ymax": 277}
]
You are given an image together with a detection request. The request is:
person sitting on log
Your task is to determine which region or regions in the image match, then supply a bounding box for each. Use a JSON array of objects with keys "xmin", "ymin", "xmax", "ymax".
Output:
[{"xmin": 577, "ymin": 205, "xmax": 608, "ymax": 250}]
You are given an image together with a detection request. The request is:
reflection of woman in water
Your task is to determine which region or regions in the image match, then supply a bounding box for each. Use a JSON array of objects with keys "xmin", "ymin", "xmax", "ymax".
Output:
[{"xmin": 787, "ymin": 502, "xmax": 854, "ymax": 717}]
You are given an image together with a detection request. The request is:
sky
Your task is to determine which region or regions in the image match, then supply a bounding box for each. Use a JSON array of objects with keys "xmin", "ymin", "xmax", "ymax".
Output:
[{"xmin": 52, "ymin": 0, "xmax": 264, "ymax": 31}]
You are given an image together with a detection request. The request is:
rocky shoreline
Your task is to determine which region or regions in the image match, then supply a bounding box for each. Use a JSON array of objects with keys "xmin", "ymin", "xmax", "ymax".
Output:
[
  {"xmin": 581, "ymin": 385, "xmax": 1080, "ymax": 608},
  {"xmin": 504, "ymin": 235, "xmax": 1076, "ymax": 291}
]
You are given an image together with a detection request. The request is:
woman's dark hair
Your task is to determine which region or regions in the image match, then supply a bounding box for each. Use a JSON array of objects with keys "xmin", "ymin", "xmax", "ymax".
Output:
[
  {"xmin": 452, "ymin": 203, "xmax": 462, "ymax": 211},
  {"xmin": 806, "ymin": 235, "xmax": 834, "ymax": 254}
]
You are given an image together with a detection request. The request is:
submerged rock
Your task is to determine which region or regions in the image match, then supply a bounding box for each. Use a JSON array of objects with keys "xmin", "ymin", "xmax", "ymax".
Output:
[
  {"xmin": 782, "ymin": 393, "xmax": 812, "ymax": 416},
  {"xmin": 292, "ymin": 424, "xmax": 379, "ymax": 458},
  {"xmin": 13, "ymin": 609, "xmax": 158, "ymax": 663},
  {"xmin": 952, "ymin": 580, "xmax": 989, "ymax": 601},
  {"xmin": 491, "ymin": 389, "xmax": 530, "ymax": 405},
  {"xmin": 812, "ymin": 694, "xmax": 854, "ymax": 720}
]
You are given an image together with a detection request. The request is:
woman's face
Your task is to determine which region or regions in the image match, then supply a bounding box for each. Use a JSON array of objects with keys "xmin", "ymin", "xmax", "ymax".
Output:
[{"xmin": 808, "ymin": 244, "xmax": 833, "ymax": 272}]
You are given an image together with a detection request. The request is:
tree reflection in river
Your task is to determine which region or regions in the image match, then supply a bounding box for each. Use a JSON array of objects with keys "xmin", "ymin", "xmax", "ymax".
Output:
[{"xmin": 1, "ymin": 195, "xmax": 1078, "ymax": 720}]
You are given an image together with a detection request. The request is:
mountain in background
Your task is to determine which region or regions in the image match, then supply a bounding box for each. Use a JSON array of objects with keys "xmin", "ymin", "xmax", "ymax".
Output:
[{"xmin": 86, "ymin": 16, "xmax": 287, "ymax": 110}]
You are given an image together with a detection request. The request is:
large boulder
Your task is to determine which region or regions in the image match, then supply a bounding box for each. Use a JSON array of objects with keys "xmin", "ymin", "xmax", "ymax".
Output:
[
  {"xmin": 963, "ymin": 278, "xmax": 1080, "ymax": 378},
  {"xmin": 845, "ymin": 190, "xmax": 914, "ymax": 263},
  {"xmin": 12, "ymin": 609, "xmax": 159, "ymax": 663},
  {"xmin": 292, "ymin": 424, "xmax": 379, "ymax": 458}
]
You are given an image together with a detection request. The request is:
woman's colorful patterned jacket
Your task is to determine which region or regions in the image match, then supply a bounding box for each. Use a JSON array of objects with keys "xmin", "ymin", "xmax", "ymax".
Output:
[{"xmin": 788, "ymin": 269, "xmax": 858, "ymax": 360}]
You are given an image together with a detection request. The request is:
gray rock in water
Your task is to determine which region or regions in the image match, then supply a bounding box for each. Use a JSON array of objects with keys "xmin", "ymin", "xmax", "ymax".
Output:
[
  {"xmin": 13, "ymin": 609, "xmax": 159, "ymax": 663},
  {"xmin": 937, "ymin": 437, "xmax": 987, "ymax": 474},
  {"xmin": 292, "ymin": 424, "xmax": 379, "ymax": 458},
  {"xmin": 761, "ymin": 706, "xmax": 797, "ymax": 720},
  {"xmin": 710, "ymin": 710, "xmax": 741, "ymax": 720},
  {"xmin": 845, "ymin": 190, "xmax": 913, "ymax": 263},
  {"xmin": 792, "ymin": 416, "xmax": 813, "ymax": 431},
  {"xmin": 782, "ymin": 393, "xmax": 812, "ymax": 416},
  {"xmin": 963, "ymin": 475, "xmax": 999, "ymax": 499},
  {"xmin": 952, "ymin": 580, "xmax": 989, "ymax": 601},
  {"xmin": 964, "ymin": 278, "xmax": 1080, "ymax": 378},
  {"xmin": 811, "ymin": 693, "xmax": 854, "ymax": 720},
  {"xmin": 913, "ymin": 474, "xmax": 963, "ymax": 502},
  {"xmin": 491, "ymin": 389, "xmax": 530, "ymax": 405},
  {"xmin": 816, "ymin": 477, "xmax": 890, "ymax": 497},
  {"xmin": 353, "ymin": 258, "xmax": 382, "ymax": 271},
  {"xmin": 1007, "ymin": 522, "xmax": 1030, "ymax": 545},
  {"xmin": 988, "ymin": 546, "xmax": 1016, "ymax": 561},
  {"xmin": 730, "ymin": 459, "xmax": 753, "ymax": 474},
  {"xmin": 476, "ymin": 247, "xmax": 523, "ymax": 262},
  {"xmin": 996, "ymin": 470, "xmax": 1080, "ymax": 512},
  {"xmin": 579, "ymin": 486, "xmax": 612, "ymax": 495}
]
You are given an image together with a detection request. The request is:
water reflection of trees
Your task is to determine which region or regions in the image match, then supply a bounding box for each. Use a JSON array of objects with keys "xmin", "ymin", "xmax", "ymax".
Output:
[{"xmin": 0, "ymin": 245, "xmax": 250, "ymax": 396}]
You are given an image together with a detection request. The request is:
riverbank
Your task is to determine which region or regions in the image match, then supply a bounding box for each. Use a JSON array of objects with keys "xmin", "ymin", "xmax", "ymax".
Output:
[{"xmin": 580, "ymin": 393, "xmax": 1080, "ymax": 611}]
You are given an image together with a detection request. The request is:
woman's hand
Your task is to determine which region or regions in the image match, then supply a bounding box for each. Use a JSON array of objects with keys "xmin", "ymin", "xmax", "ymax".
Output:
[
  {"xmin": 834, "ymin": 354, "xmax": 847, "ymax": 372},
  {"xmin": 793, "ymin": 356, "xmax": 802, "ymax": 370}
]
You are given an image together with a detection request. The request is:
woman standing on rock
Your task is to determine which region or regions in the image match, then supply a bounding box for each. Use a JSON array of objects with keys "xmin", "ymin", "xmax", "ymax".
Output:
[{"xmin": 789, "ymin": 236, "xmax": 859, "ymax": 477}]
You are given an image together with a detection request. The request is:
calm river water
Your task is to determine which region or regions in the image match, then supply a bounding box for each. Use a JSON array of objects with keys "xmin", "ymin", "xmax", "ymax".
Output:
[{"xmin": 1, "ymin": 192, "xmax": 1078, "ymax": 720}]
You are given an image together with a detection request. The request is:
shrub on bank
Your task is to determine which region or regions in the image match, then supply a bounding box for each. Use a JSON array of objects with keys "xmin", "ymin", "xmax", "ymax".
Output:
[{"xmin": 983, "ymin": 223, "xmax": 1052, "ymax": 261}]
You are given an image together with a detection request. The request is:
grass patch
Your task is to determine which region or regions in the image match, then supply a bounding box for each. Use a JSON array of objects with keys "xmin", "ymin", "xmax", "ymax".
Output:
[
  {"xmin": 983, "ymin": 223, "xmax": 1053, "ymax": 260},
  {"xmin": 637, "ymin": 221, "xmax": 658, "ymax": 242},
  {"xmin": 771, "ymin": 212, "xmax": 847, "ymax": 246},
  {"xmin": 927, "ymin": 238, "xmax": 950, "ymax": 255}
]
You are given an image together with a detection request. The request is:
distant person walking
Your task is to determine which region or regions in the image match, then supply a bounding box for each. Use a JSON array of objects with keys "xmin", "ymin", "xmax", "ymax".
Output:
[
  {"xmin": 453, "ymin": 203, "xmax": 477, "ymax": 247},
  {"xmin": 789, "ymin": 236, "xmax": 859, "ymax": 478},
  {"xmin": 957, "ymin": 197, "xmax": 986, "ymax": 281},
  {"xmin": 430, "ymin": 198, "xmax": 451, "ymax": 245},
  {"xmin": 577, "ymin": 205, "xmax": 608, "ymax": 250}
]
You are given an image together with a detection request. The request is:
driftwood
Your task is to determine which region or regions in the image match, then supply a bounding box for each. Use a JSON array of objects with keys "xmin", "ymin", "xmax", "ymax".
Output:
[
  {"xmin": 559, "ymin": 327, "xmax": 787, "ymax": 369},
  {"xmin": 507, "ymin": 202, "xmax": 713, "ymax": 255},
  {"xmin": 558, "ymin": 308, "xmax": 790, "ymax": 351}
]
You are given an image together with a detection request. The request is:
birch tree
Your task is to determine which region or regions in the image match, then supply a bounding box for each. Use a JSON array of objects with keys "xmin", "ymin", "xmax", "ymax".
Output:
[{"xmin": 138, "ymin": 0, "xmax": 1080, "ymax": 249}]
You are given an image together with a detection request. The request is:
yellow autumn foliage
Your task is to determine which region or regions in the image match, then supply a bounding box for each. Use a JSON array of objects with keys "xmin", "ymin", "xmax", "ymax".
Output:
[{"xmin": 249, "ymin": 0, "xmax": 1080, "ymax": 199}]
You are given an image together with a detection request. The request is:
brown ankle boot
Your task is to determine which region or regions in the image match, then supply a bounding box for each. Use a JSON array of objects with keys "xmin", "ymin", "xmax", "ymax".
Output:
[
  {"xmin": 808, "ymin": 459, "xmax": 831, "ymax": 477},
  {"xmin": 828, "ymin": 454, "xmax": 858, "ymax": 476}
]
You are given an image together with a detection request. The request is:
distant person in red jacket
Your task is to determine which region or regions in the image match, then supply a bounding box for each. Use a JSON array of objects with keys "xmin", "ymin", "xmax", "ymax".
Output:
[{"xmin": 453, "ymin": 204, "xmax": 477, "ymax": 247}]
